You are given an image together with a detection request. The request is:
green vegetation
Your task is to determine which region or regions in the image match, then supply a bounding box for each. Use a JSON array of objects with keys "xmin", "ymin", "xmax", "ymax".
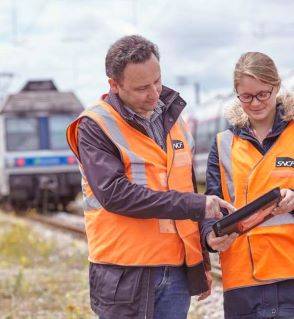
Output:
[
  {"xmin": 196, "ymin": 183, "xmax": 205, "ymax": 194},
  {"xmin": 0, "ymin": 213, "xmax": 94, "ymax": 319},
  {"xmin": 0, "ymin": 212, "xmax": 219, "ymax": 319},
  {"xmin": 0, "ymin": 222, "xmax": 54, "ymax": 268}
]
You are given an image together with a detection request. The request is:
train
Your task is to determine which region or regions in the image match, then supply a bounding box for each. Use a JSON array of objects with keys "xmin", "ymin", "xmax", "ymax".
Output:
[
  {"xmin": 0, "ymin": 80, "xmax": 84, "ymax": 211},
  {"xmin": 188, "ymin": 93, "xmax": 232, "ymax": 184}
]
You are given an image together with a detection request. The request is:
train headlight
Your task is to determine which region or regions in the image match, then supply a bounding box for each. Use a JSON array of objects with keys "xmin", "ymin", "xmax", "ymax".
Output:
[
  {"xmin": 67, "ymin": 156, "xmax": 77, "ymax": 165},
  {"xmin": 15, "ymin": 157, "xmax": 26, "ymax": 167}
]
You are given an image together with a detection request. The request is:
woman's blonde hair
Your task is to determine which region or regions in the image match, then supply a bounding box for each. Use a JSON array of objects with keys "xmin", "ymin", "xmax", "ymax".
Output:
[
  {"xmin": 228, "ymin": 52, "xmax": 294, "ymax": 125},
  {"xmin": 234, "ymin": 52, "xmax": 281, "ymax": 91}
]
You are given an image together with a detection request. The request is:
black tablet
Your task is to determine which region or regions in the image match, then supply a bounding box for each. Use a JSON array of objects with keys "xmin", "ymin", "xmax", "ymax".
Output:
[{"xmin": 212, "ymin": 187, "xmax": 281, "ymax": 237}]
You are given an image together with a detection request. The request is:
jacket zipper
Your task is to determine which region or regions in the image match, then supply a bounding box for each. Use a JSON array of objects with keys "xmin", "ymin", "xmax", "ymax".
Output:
[
  {"xmin": 144, "ymin": 269, "xmax": 151, "ymax": 319},
  {"xmin": 166, "ymin": 132, "xmax": 175, "ymax": 185}
]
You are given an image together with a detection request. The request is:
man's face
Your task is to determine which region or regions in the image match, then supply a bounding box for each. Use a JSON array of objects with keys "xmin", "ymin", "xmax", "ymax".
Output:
[{"xmin": 109, "ymin": 54, "xmax": 162, "ymax": 118}]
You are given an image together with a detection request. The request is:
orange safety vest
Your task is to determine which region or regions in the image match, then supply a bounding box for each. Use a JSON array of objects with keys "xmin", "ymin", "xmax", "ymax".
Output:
[
  {"xmin": 217, "ymin": 121, "xmax": 294, "ymax": 291},
  {"xmin": 67, "ymin": 100, "xmax": 204, "ymax": 268}
]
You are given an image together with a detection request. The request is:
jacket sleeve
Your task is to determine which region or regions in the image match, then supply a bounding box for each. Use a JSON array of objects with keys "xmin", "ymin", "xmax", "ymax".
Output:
[
  {"xmin": 77, "ymin": 117, "xmax": 206, "ymax": 221},
  {"xmin": 200, "ymin": 137, "xmax": 223, "ymax": 252}
]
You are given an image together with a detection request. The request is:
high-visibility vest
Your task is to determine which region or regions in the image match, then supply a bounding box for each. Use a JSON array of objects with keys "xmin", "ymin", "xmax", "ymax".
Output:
[
  {"xmin": 67, "ymin": 100, "xmax": 204, "ymax": 268},
  {"xmin": 217, "ymin": 121, "xmax": 294, "ymax": 291}
]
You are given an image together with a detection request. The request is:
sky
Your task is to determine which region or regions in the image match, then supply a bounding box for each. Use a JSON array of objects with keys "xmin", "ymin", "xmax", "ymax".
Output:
[{"xmin": 0, "ymin": 0, "xmax": 294, "ymax": 115}]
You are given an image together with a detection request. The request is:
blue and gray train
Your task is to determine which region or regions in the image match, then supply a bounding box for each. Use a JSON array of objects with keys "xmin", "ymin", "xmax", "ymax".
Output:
[{"xmin": 0, "ymin": 80, "xmax": 83, "ymax": 211}]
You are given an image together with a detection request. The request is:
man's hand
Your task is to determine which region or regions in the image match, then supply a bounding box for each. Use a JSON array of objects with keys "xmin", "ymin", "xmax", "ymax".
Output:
[
  {"xmin": 272, "ymin": 189, "xmax": 294, "ymax": 215},
  {"xmin": 197, "ymin": 271, "xmax": 212, "ymax": 301},
  {"xmin": 207, "ymin": 231, "xmax": 238, "ymax": 252},
  {"xmin": 205, "ymin": 195, "xmax": 236, "ymax": 219}
]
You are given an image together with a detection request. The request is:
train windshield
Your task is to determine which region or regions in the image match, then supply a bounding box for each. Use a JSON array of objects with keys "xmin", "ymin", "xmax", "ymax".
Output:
[
  {"xmin": 196, "ymin": 119, "xmax": 217, "ymax": 154},
  {"xmin": 6, "ymin": 117, "xmax": 39, "ymax": 151},
  {"xmin": 49, "ymin": 115, "xmax": 75, "ymax": 150}
]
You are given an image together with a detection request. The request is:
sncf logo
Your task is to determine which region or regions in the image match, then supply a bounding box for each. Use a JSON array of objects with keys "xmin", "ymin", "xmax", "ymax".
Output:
[
  {"xmin": 172, "ymin": 140, "xmax": 184, "ymax": 150},
  {"xmin": 275, "ymin": 157, "xmax": 294, "ymax": 168}
]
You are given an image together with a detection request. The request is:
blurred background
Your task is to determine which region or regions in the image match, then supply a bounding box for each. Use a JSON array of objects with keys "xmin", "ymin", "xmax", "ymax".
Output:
[
  {"xmin": 0, "ymin": 1, "xmax": 293, "ymax": 318},
  {"xmin": 1, "ymin": 0, "xmax": 294, "ymax": 109}
]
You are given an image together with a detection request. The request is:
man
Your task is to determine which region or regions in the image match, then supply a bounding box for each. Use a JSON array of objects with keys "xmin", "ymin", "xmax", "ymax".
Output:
[{"xmin": 67, "ymin": 35, "xmax": 234, "ymax": 319}]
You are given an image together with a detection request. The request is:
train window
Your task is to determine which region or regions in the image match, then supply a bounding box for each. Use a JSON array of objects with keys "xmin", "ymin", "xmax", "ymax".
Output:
[
  {"xmin": 6, "ymin": 118, "xmax": 39, "ymax": 151},
  {"xmin": 49, "ymin": 115, "xmax": 75, "ymax": 149},
  {"xmin": 195, "ymin": 116, "xmax": 225, "ymax": 155},
  {"xmin": 196, "ymin": 121, "xmax": 211, "ymax": 153}
]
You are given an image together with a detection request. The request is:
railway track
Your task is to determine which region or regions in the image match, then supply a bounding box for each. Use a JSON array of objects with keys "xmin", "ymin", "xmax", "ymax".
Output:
[{"xmin": 25, "ymin": 211, "xmax": 86, "ymax": 237}]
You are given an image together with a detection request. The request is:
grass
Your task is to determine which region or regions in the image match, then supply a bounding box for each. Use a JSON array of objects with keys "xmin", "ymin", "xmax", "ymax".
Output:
[
  {"xmin": 196, "ymin": 183, "xmax": 205, "ymax": 194},
  {"xmin": 0, "ymin": 211, "xmax": 222, "ymax": 319},
  {"xmin": 0, "ymin": 212, "xmax": 94, "ymax": 319}
]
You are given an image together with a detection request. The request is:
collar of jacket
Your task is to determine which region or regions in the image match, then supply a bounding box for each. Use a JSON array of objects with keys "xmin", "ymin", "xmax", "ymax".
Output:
[
  {"xmin": 229, "ymin": 103, "xmax": 290, "ymax": 140},
  {"xmin": 103, "ymin": 85, "xmax": 187, "ymax": 133},
  {"xmin": 225, "ymin": 93, "xmax": 294, "ymax": 139},
  {"xmin": 225, "ymin": 92, "xmax": 294, "ymax": 128}
]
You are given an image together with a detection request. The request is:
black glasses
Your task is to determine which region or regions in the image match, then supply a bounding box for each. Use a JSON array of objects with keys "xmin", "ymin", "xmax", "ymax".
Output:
[{"xmin": 237, "ymin": 87, "xmax": 274, "ymax": 103}]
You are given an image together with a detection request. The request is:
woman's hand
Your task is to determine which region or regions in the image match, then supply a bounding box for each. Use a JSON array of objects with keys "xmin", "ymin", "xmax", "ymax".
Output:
[
  {"xmin": 206, "ymin": 231, "xmax": 238, "ymax": 252},
  {"xmin": 272, "ymin": 189, "xmax": 294, "ymax": 215}
]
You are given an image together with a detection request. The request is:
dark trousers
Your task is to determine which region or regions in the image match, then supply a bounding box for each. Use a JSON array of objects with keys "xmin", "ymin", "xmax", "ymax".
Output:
[{"xmin": 224, "ymin": 280, "xmax": 294, "ymax": 319}]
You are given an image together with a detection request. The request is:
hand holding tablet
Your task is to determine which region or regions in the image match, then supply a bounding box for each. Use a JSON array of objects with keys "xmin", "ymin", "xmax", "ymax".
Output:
[{"xmin": 212, "ymin": 187, "xmax": 282, "ymax": 237}]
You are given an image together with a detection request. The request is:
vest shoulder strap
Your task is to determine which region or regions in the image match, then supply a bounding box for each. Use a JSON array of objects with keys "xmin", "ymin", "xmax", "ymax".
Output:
[{"xmin": 217, "ymin": 129, "xmax": 235, "ymax": 203}]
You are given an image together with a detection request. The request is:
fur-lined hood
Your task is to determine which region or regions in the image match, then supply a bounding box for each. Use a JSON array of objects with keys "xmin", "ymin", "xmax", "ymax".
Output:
[{"xmin": 224, "ymin": 92, "xmax": 294, "ymax": 128}]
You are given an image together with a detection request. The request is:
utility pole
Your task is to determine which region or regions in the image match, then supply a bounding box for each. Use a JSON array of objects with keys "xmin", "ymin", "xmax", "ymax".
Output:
[{"xmin": 194, "ymin": 82, "xmax": 200, "ymax": 105}]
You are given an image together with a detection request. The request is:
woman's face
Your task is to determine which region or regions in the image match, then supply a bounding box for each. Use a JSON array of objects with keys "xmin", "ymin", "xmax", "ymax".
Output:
[{"xmin": 236, "ymin": 75, "xmax": 279, "ymax": 124}]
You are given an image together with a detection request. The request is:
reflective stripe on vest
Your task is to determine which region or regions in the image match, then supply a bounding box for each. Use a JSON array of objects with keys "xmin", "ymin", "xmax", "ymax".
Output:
[
  {"xmin": 90, "ymin": 104, "xmax": 147, "ymax": 186},
  {"xmin": 80, "ymin": 165, "xmax": 102, "ymax": 210},
  {"xmin": 178, "ymin": 116, "xmax": 195, "ymax": 152},
  {"xmin": 178, "ymin": 116, "xmax": 199, "ymax": 179},
  {"xmin": 217, "ymin": 130, "xmax": 235, "ymax": 204},
  {"xmin": 260, "ymin": 212, "xmax": 294, "ymax": 227},
  {"xmin": 66, "ymin": 100, "xmax": 204, "ymax": 268},
  {"xmin": 217, "ymin": 122, "xmax": 294, "ymax": 291}
]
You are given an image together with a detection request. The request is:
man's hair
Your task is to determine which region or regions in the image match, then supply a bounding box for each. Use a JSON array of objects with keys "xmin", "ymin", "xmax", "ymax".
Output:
[{"xmin": 105, "ymin": 35, "xmax": 160, "ymax": 81}]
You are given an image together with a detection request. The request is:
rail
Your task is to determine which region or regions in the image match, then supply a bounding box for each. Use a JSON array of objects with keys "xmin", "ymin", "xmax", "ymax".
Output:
[{"xmin": 25, "ymin": 212, "xmax": 86, "ymax": 237}]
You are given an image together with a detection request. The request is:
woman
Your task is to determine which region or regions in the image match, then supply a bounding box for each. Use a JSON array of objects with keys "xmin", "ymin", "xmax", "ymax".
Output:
[{"xmin": 203, "ymin": 52, "xmax": 294, "ymax": 319}]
